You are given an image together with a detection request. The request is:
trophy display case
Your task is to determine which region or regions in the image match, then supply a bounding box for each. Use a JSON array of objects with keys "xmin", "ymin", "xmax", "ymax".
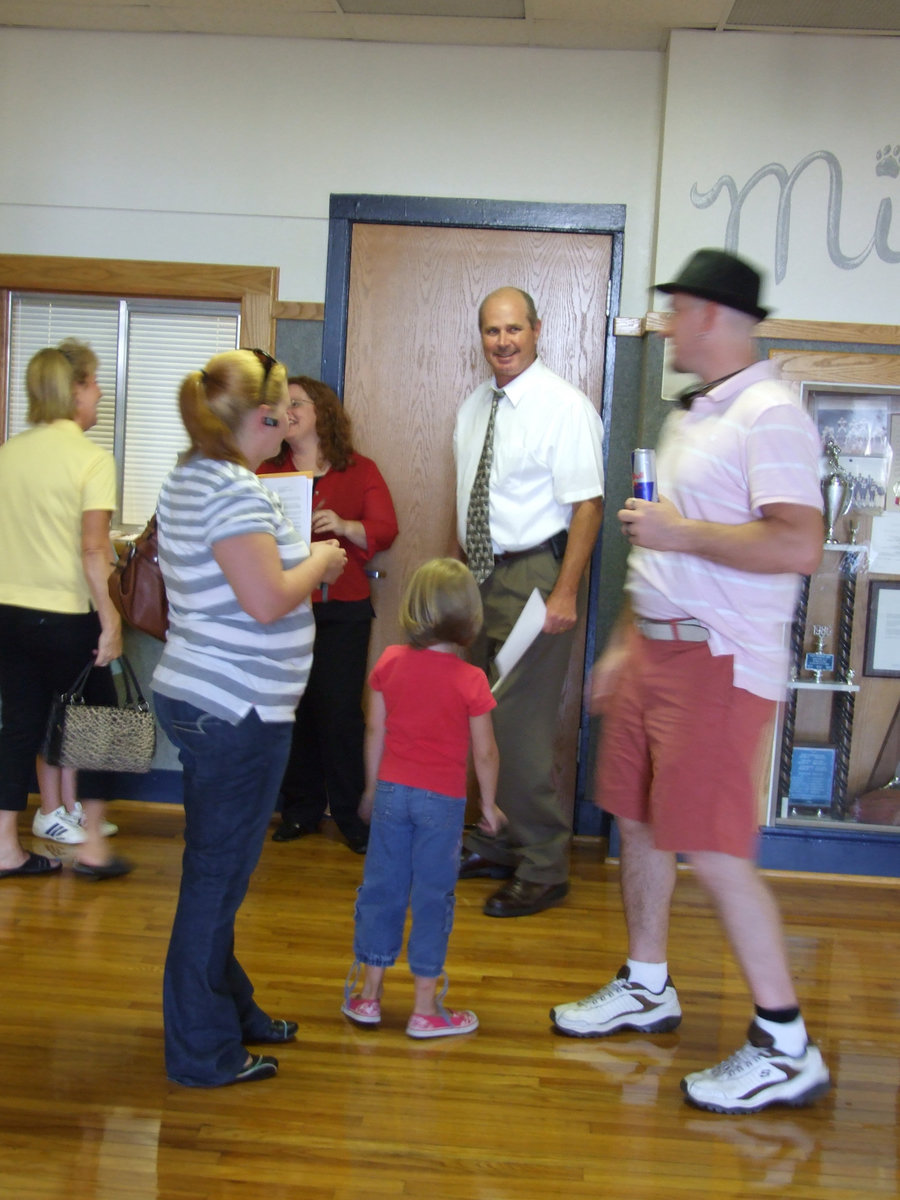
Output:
[{"xmin": 768, "ymin": 382, "xmax": 900, "ymax": 835}]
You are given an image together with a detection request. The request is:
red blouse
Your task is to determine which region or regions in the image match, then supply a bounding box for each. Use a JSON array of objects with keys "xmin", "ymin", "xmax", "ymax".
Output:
[{"xmin": 258, "ymin": 452, "xmax": 398, "ymax": 604}]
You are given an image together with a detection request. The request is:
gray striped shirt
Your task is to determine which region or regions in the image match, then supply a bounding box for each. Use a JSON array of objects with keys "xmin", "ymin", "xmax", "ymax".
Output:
[{"xmin": 152, "ymin": 456, "xmax": 313, "ymax": 723}]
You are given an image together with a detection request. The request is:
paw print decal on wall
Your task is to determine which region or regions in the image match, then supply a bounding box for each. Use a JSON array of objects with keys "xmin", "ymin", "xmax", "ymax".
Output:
[{"xmin": 875, "ymin": 145, "xmax": 900, "ymax": 179}]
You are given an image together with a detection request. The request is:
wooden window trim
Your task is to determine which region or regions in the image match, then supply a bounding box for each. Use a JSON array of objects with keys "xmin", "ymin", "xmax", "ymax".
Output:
[
  {"xmin": 0, "ymin": 254, "xmax": 278, "ymax": 439},
  {"xmin": 616, "ymin": 312, "xmax": 900, "ymax": 345}
]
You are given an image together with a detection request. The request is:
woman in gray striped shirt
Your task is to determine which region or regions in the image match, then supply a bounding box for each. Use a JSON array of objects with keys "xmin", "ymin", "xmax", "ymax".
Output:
[{"xmin": 152, "ymin": 348, "xmax": 346, "ymax": 1088}]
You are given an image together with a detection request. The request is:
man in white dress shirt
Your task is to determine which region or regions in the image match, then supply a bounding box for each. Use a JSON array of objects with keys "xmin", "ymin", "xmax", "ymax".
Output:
[{"xmin": 453, "ymin": 286, "xmax": 605, "ymax": 917}]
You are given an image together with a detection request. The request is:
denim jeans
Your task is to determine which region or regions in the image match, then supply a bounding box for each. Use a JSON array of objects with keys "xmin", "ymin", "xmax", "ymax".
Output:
[
  {"xmin": 354, "ymin": 781, "xmax": 465, "ymax": 979},
  {"xmin": 154, "ymin": 693, "xmax": 292, "ymax": 1087}
]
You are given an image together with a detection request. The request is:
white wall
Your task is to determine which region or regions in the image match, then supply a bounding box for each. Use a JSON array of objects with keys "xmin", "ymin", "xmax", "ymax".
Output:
[
  {"xmin": 656, "ymin": 31, "xmax": 900, "ymax": 323},
  {"xmin": 0, "ymin": 30, "xmax": 663, "ymax": 317}
]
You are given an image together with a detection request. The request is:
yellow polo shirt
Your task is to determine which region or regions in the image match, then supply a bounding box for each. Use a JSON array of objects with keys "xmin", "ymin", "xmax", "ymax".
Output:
[{"xmin": 0, "ymin": 420, "xmax": 117, "ymax": 613}]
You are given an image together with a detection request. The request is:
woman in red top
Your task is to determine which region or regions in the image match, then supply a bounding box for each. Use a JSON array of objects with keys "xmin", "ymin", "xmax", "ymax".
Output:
[{"xmin": 258, "ymin": 377, "xmax": 398, "ymax": 852}]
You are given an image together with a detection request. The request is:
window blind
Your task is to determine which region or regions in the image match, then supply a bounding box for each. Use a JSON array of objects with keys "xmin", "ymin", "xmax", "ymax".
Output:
[
  {"xmin": 7, "ymin": 296, "xmax": 119, "ymax": 455},
  {"xmin": 6, "ymin": 294, "xmax": 239, "ymax": 526},
  {"xmin": 122, "ymin": 309, "xmax": 240, "ymax": 524}
]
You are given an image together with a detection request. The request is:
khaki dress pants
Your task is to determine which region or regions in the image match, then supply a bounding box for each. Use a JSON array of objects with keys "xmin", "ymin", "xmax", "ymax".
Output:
[{"xmin": 463, "ymin": 547, "xmax": 580, "ymax": 885}]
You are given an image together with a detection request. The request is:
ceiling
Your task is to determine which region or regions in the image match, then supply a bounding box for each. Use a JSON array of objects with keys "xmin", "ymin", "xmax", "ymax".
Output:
[{"xmin": 1, "ymin": 0, "xmax": 899, "ymax": 51}]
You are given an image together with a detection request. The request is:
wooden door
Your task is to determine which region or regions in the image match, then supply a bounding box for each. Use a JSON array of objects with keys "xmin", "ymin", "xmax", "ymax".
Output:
[{"xmin": 325, "ymin": 199, "xmax": 623, "ymax": 824}]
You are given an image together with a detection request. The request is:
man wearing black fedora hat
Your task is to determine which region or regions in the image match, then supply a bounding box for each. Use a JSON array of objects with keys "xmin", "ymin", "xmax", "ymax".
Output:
[{"xmin": 550, "ymin": 249, "xmax": 832, "ymax": 1114}]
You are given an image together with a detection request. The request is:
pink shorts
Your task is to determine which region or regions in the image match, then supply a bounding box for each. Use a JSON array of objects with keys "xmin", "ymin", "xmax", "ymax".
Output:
[{"xmin": 595, "ymin": 631, "xmax": 775, "ymax": 859}]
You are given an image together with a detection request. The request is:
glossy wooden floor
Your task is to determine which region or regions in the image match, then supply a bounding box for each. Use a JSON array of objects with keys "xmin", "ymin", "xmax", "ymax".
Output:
[{"xmin": 1, "ymin": 801, "xmax": 898, "ymax": 1200}]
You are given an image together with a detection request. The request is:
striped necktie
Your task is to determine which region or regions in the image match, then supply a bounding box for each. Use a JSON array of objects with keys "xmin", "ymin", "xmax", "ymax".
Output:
[{"xmin": 465, "ymin": 389, "xmax": 503, "ymax": 584}]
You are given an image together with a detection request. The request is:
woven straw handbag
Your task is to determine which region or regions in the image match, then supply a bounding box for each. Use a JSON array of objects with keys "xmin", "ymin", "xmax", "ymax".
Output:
[{"xmin": 42, "ymin": 656, "xmax": 156, "ymax": 773}]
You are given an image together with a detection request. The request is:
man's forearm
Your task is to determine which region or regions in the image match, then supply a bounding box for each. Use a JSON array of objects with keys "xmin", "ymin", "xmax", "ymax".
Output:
[
  {"xmin": 542, "ymin": 496, "xmax": 604, "ymax": 633},
  {"xmin": 552, "ymin": 496, "xmax": 604, "ymax": 598}
]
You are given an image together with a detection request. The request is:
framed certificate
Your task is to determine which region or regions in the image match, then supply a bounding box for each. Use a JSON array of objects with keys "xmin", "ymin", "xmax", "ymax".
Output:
[{"xmin": 863, "ymin": 580, "xmax": 900, "ymax": 678}]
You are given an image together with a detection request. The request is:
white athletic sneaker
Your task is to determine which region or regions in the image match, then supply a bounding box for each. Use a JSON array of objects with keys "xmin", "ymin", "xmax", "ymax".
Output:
[
  {"xmin": 32, "ymin": 805, "xmax": 87, "ymax": 844},
  {"xmin": 681, "ymin": 1021, "xmax": 831, "ymax": 1114},
  {"xmin": 73, "ymin": 801, "xmax": 118, "ymax": 838},
  {"xmin": 550, "ymin": 966, "xmax": 682, "ymax": 1037}
]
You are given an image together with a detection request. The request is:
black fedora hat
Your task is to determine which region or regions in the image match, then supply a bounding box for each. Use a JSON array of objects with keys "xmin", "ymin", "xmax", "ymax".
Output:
[{"xmin": 656, "ymin": 248, "xmax": 770, "ymax": 321}]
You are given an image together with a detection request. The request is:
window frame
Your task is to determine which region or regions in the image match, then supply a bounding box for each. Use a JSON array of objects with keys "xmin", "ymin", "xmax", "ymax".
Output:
[{"xmin": 0, "ymin": 253, "xmax": 278, "ymax": 444}]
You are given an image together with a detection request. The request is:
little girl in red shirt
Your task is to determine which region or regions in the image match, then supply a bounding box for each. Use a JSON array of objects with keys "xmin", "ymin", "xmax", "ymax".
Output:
[{"xmin": 342, "ymin": 558, "xmax": 504, "ymax": 1038}]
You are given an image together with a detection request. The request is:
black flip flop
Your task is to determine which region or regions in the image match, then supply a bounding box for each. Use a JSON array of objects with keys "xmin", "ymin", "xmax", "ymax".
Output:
[
  {"xmin": 246, "ymin": 1018, "xmax": 298, "ymax": 1044},
  {"xmin": 0, "ymin": 851, "xmax": 62, "ymax": 879},
  {"xmin": 233, "ymin": 1055, "xmax": 278, "ymax": 1084},
  {"xmin": 73, "ymin": 855, "xmax": 133, "ymax": 881}
]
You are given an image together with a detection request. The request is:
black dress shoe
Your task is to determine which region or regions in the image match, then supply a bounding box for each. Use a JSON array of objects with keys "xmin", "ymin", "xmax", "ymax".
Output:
[
  {"xmin": 458, "ymin": 847, "xmax": 514, "ymax": 880},
  {"xmin": 272, "ymin": 820, "xmax": 317, "ymax": 843},
  {"xmin": 483, "ymin": 878, "xmax": 569, "ymax": 917},
  {"xmin": 346, "ymin": 836, "xmax": 369, "ymax": 855},
  {"xmin": 246, "ymin": 1018, "xmax": 298, "ymax": 1044}
]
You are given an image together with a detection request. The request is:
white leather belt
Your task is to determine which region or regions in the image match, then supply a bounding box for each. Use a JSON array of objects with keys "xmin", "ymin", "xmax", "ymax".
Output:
[{"xmin": 635, "ymin": 618, "xmax": 709, "ymax": 642}]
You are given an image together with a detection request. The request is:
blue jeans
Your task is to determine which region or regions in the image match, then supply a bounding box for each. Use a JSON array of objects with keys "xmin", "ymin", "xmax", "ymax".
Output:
[
  {"xmin": 354, "ymin": 781, "xmax": 465, "ymax": 978},
  {"xmin": 154, "ymin": 694, "xmax": 292, "ymax": 1087}
]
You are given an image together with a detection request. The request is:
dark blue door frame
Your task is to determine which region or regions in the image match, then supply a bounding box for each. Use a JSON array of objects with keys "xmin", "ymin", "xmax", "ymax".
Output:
[{"xmin": 321, "ymin": 193, "xmax": 626, "ymax": 829}]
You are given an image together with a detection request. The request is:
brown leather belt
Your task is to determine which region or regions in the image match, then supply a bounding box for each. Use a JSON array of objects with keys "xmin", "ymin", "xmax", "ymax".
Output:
[{"xmin": 635, "ymin": 618, "xmax": 709, "ymax": 642}]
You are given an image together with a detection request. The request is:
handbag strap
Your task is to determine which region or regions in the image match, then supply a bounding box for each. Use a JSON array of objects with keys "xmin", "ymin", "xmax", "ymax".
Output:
[
  {"xmin": 66, "ymin": 660, "xmax": 97, "ymax": 702},
  {"xmin": 64, "ymin": 655, "xmax": 150, "ymax": 711},
  {"xmin": 117, "ymin": 654, "xmax": 151, "ymax": 711}
]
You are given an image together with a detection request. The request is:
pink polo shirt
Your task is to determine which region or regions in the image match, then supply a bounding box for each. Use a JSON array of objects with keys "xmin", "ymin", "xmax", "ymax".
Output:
[{"xmin": 626, "ymin": 360, "xmax": 823, "ymax": 700}]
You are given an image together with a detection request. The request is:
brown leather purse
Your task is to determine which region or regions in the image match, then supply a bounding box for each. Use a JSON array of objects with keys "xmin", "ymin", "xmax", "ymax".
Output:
[{"xmin": 109, "ymin": 513, "xmax": 169, "ymax": 641}]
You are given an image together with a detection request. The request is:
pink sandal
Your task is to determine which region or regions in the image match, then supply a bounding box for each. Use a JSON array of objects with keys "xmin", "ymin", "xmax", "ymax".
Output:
[
  {"xmin": 342, "ymin": 995, "xmax": 382, "ymax": 1026},
  {"xmin": 406, "ymin": 1008, "xmax": 479, "ymax": 1039},
  {"xmin": 341, "ymin": 962, "xmax": 382, "ymax": 1026}
]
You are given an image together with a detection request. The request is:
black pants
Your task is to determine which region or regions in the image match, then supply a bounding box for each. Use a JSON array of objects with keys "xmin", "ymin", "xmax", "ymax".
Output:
[
  {"xmin": 0, "ymin": 605, "xmax": 116, "ymax": 811},
  {"xmin": 279, "ymin": 609, "xmax": 372, "ymax": 844}
]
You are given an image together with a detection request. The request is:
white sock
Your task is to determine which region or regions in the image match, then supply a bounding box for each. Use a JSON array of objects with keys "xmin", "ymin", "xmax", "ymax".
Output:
[
  {"xmin": 755, "ymin": 1013, "xmax": 808, "ymax": 1057},
  {"xmin": 625, "ymin": 958, "xmax": 669, "ymax": 993}
]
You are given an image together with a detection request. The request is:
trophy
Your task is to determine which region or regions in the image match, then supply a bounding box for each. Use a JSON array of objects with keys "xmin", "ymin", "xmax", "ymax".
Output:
[
  {"xmin": 852, "ymin": 759, "xmax": 900, "ymax": 825},
  {"xmin": 804, "ymin": 625, "xmax": 834, "ymax": 683},
  {"xmin": 821, "ymin": 436, "xmax": 852, "ymax": 543}
]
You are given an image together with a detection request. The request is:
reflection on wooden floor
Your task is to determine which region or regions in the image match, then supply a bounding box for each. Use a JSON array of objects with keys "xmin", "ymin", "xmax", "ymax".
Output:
[{"xmin": 1, "ymin": 800, "xmax": 898, "ymax": 1200}]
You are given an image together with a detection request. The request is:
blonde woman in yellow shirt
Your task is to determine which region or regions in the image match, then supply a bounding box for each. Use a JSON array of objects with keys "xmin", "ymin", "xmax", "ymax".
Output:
[{"xmin": 0, "ymin": 340, "xmax": 127, "ymax": 880}]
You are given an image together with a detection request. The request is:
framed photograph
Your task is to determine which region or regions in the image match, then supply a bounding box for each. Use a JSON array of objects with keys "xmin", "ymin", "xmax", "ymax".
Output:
[
  {"xmin": 838, "ymin": 453, "xmax": 890, "ymax": 512},
  {"xmin": 803, "ymin": 382, "xmax": 900, "ymax": 515},
  {"xmin": 863, "ymin": 580, "xmax": 900, "ymax": 677},
  {"xmin": 888, "ymin": 414, "xmax": 900, "ymax": 510}
]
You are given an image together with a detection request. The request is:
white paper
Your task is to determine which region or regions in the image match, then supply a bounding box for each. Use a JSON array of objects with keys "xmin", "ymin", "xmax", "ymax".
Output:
[
  {"xmin": 869, "ymin": 512, "xmax": 900, "ymax": 575},
  {"xmin": 261, "ymin": 472, "xmax": 313, "ymax": 542},
  {"xmin": 872, "ymin": 586, "xmax": 900, "ymax": 672},
  {"xmin": 492, "ymin": 588, "xmax": 546, "ymax": 693}
]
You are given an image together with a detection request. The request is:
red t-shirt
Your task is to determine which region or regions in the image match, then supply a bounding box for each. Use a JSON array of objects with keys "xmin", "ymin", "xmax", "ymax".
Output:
[{"xmin": 369, "ymin": 644, "xmax": 495, "ymax": 798}]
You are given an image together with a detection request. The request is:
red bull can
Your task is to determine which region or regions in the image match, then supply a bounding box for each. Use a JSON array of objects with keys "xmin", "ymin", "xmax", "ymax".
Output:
[{"xmin": 631, "ymin": 448, "xmax": 657, "ymax": 502}]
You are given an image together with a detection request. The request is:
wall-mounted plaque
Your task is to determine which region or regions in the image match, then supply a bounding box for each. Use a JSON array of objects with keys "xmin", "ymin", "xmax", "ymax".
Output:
[{"xmin": 788, "ymin": 746, "xmax": 837, "ymax": 805}]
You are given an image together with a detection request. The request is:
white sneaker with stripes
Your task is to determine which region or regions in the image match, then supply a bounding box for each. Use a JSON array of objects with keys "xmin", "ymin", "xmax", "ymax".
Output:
[
  {"xmin": 32, "ymin": 805, "xmax": 87, "ymax": 845},
  {"xmin": 550, "ymin": 966, "xmax": 682, "ymax": 1037},
  {"xmin": 73, "ymin": 801, "xmax": 118, "ymax": 838},
  {"xmin": 681, "ymin": 1021, "xmax": 831, "ymax": 1114}
]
